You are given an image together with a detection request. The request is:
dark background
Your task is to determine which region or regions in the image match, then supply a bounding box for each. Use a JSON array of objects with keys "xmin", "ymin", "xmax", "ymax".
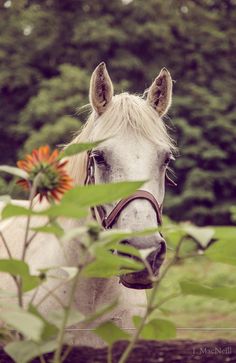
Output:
[{"xmin": 0, "ymin": 0, "xmax": 235, "ymax": 225}]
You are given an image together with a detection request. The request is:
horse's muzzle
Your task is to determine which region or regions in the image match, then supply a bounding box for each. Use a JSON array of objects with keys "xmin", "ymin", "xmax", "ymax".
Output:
[{"xmin": 119, "ymin": 240, "xmax": 166, "ymax": 289}]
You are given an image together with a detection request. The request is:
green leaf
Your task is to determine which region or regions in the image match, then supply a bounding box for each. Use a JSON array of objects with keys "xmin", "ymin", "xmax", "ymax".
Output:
[
  {"xmin": 161, "ymin": 224, "xmax": 185, "ymax": 248},
  {"xmin": 38, "ymin": 203, "xmax": 87, "ymax": 219},
  {"xmin": 61, "ymin": 181, "xmax": 145, "ymax": 207},
  {"xmin": 133, "ymin": 316, "xmax": 176, "ymax": 340},
  {"xmin": 212, "ymin": 226, "xmax": 236, "ymax": 241},
  {"xmin": 47, "ymin": 307, "xmax": 84, "ymax": 329},
  {"xmin": 1, "ymin": 204, "xmax": 33, "ymax": 219},
  {"xmin": 22, "ymin": 275, "xmax": 43, "ymax": 292},
  {"xmin": 28, "ymin": 304, "xmax": 58, "ymax": 340},
  {"xmin": 5, "ymin": 340, "xmax": 57, "ymax": 363},
  {"xmin": 4, "ymin": 181, "xmax": 145, "ymax": 221},
  {"xmin": 0, "ymin": 259, "xmax": 43, "ymax": 292},
  {"xmin": 109, "ymin": 243, "xmax": 141, "ymax": 259},
  {"xmin": 0, "ymin": 259, "xmax": 29, "ymax": 275},
  {"xmin": 82, "ymin": 250, "xmax": 144, "ymax": 278},
  {"xmin": 91, "ymin": 228, "xmax": 161, "ymax": 258},
  {"xmin": 94, "ymin": 321, "xmax": 130, "ymax": 345},
  {"xmin": 158, "ymin": 307, "xmax": 173, "ymax": 316},
  {"xmin": 0, "ymin": 165, "xmax": 28, "ymax": 179},
  {"xmin": 205, "ymin": 232, "xmax": 236, "ymax": 265},
  {"xmin": 0, "ymin": 309, "xmax": 44, "ymax": 341},
  {"xmin": 59, "ymin": 140, "xmax": 106, "ymax": 159},
  {"xmin": 180, "ymin": 280, "xmax": 236, "ymax": 302},
  {"xmin": 1, "ymin": 202, "xmax": 87, "ymax": 220},
  {"xmin": 181, "ymin": 224, "xmax": 215, "ymax": 249},
  {"xmin": 31, "ymin": 223, "xmax": 64, "ymax": 238}
]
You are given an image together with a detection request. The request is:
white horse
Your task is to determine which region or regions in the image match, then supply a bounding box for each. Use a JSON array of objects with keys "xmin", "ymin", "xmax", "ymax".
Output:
[{"xmin": 0, "ymin": 63, "xmax": 175, "ymax": 347}]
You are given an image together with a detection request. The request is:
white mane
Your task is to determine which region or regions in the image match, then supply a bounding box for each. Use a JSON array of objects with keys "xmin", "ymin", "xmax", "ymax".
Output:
[{"xmin": 66, "ymin": 93, "xmax": 176, "ymax": 185}]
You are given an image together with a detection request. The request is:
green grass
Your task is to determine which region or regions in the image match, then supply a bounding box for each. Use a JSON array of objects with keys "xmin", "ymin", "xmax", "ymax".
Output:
[{"xmin": 149, "ymin": 255, "xmax": 236, "ymax": 340}]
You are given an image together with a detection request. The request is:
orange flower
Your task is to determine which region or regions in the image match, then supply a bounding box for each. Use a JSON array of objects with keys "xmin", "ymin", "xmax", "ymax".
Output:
[{"xmin": 17, "ymin": 145, "xmax": 73, "ymax": 202}]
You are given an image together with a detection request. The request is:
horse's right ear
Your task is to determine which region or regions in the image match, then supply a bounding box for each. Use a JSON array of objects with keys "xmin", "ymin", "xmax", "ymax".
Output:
[{"xmin": 89, "ymin": 62, "xmax": 114, "ymax": 115}]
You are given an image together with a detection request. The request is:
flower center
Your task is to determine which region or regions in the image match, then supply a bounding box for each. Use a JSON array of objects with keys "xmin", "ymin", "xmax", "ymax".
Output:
[{"xmin": 29, "ymin": 163, "xmax": 60, "ymax": 192}]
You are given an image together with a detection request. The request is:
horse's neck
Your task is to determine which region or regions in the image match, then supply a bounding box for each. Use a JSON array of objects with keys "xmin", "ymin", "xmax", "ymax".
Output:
[
  {"xmin": 75, "ymin": 276, "xmax": 121, "ymax": 314},
  {"xmin": 61, "ymin": 218, "xmax": 147, "ymax": 322},
  {"xmin": 75, "ymin": 275, "xmax": 147, "ymax": 329}
]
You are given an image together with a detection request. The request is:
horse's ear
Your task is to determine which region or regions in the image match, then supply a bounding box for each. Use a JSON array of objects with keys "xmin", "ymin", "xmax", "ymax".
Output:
[
  {"xmin": 147, "ymin": 68, "xmax": 173, "ymax": 117},
  {"xmin": 89, "ymin": 62, "xmax": 114, "ymax": 115}
]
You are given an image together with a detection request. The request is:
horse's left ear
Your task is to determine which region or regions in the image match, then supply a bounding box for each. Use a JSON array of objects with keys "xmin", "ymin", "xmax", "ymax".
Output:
[
  {"xmin": 147, "ymin": 68, "xmax": 173, "ymax": 117},
  {"xmin": 89, "ymin": 62, "xmax": 114, "ymax": 115}
]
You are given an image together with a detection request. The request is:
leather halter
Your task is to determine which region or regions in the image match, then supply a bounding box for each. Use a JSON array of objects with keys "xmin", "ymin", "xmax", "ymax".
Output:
[{"xmin": 84, "ymin": 151, "xmax": 176, "ymax": 229}]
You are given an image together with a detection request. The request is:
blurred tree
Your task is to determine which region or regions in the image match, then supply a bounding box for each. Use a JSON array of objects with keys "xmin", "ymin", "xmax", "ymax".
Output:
[{"xmin": 0, "ymin": 0, "xmax": 235, "ymax": 225}]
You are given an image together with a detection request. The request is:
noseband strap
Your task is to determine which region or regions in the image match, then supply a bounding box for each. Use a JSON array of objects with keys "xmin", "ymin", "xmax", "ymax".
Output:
[
  {"xmin": 85, "ymin": 151, "xmax": 176, "ymax": 229},
  {"xmin": 98, "ymin": 190, "xmax": 162, "ymax": 229}
]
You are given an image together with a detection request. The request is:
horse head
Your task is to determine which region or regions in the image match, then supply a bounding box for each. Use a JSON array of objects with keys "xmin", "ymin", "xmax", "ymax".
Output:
[{"xmin": 77, "ymin": 62, "xmax": 175, "ymax": 289}]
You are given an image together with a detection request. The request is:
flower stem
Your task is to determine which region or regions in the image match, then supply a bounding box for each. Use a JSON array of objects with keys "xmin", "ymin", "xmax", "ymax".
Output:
[
  {"xmin": 0, "ymin": 231, "xmax": 23, "ymax": 306},
  {"xmin": 18, "ymin": 173, "xmax": 42, "ymax": 307},
  {"xmin": 107, "ymin": 344, "xmax": 113, "ymax": 363},
  {"xmin": 52, "ymin": 269, "xmax": 81, "ymax": 363},
  {"xmin": 117, "ymin": 237, "xmax": 186, "ymax": 363},
  {"xmin": 0, "ymin": 231, "xmax": 13, "ymax": 259}
]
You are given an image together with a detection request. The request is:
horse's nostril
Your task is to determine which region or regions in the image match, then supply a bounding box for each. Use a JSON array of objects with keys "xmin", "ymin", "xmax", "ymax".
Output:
[
  {"xmin": 146, "ymin": 241, "xmax": 166, "ymax": 274},
  {"xmin": 119, "ymin": 240, "xmax": 167, "ymax": 289},
  {"xmin": 120, "ymin": 239, "xmax": 129, "ymax": 245},
  {"xmin": 156, "ymin": 233, "xmax": 166, "ymax": 245}
]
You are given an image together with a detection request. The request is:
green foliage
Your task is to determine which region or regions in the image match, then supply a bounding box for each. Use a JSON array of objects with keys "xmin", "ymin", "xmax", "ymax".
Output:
[
  {"xmin": 82, "ymin": 249, "xmax": 143, "ymax": 278},
  {"xmin": 0, "ymin": 308, "xmax": 44, "ymax": 341},
  {"xmin": 28, "ymin": 305, "xmax": 58, "ymax": 340},
  {"xmin": 180, "ymin": 281, "xmax": 236, "ymax": 303},
  {"xmin": 95, "ymin": 321, "xmax": 130, "ymax": 345},
  {"xmin": 1, "ymin": 202, "xmax": 87, "ymax": 220},
  {"xmin": 19, "ymin": 64, "xmax": 89, "ymax": 133},
  {"xmin": 1, "ymin": 181, "xmax": 144, "ymax": 221},
  {"xmin": 180, "ymin": 224, "xmax": 215, "ymax": 249},
  {"xmin": 58, "ymin": 139, "xmax": 107, "ymax": 159},
  {"xmin": 133, "ymin": 316, "xmax": 176, "ymax": 340},
  {"xmin": 205, "ymin": 228, "xmax": 236, "ymax": 265},
  {"xmin": 47, "ymin": 308, "xmax": 84, "ymax": 329},
  {"xmin": 161, "ymin": 219, "xmax": 217, "ymax": 250},
  {"xmin": 22, "ymin": 117, "xmax": 82, "ymax": 154},
  {"xmin": 0, "ymin": 178, "xmax": 8, "ymax": 195},
  {"xmin": 61, "ymin": 181, "xmax": 145, "ymax": 207},
  {"xmin": 5, "ymin": 340, "xmax": 57, "ymax": 363},
  {"xmin": 0, "ymin": 166, "xmax": 28, "ymax": 180},
  {"xmin": 31, "ymin": 223, "xmax": 64, "ymax": 238},
  {"xmin": 0, "ymin": 259, "xmax": 43, "ymax": 292}
]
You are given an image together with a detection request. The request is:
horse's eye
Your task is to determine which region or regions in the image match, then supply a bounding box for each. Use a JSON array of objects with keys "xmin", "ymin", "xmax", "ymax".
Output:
[
  {"xmin": 164, "ymin": 157, "xmax": 171, "ymax": 165},
  {"xmin": 92, "ymin": 151, "xmax": 106, "ymax": 165},
  {"xmin": 163, "ymin": 153, "xmax": 174, "ymax": 166}
]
